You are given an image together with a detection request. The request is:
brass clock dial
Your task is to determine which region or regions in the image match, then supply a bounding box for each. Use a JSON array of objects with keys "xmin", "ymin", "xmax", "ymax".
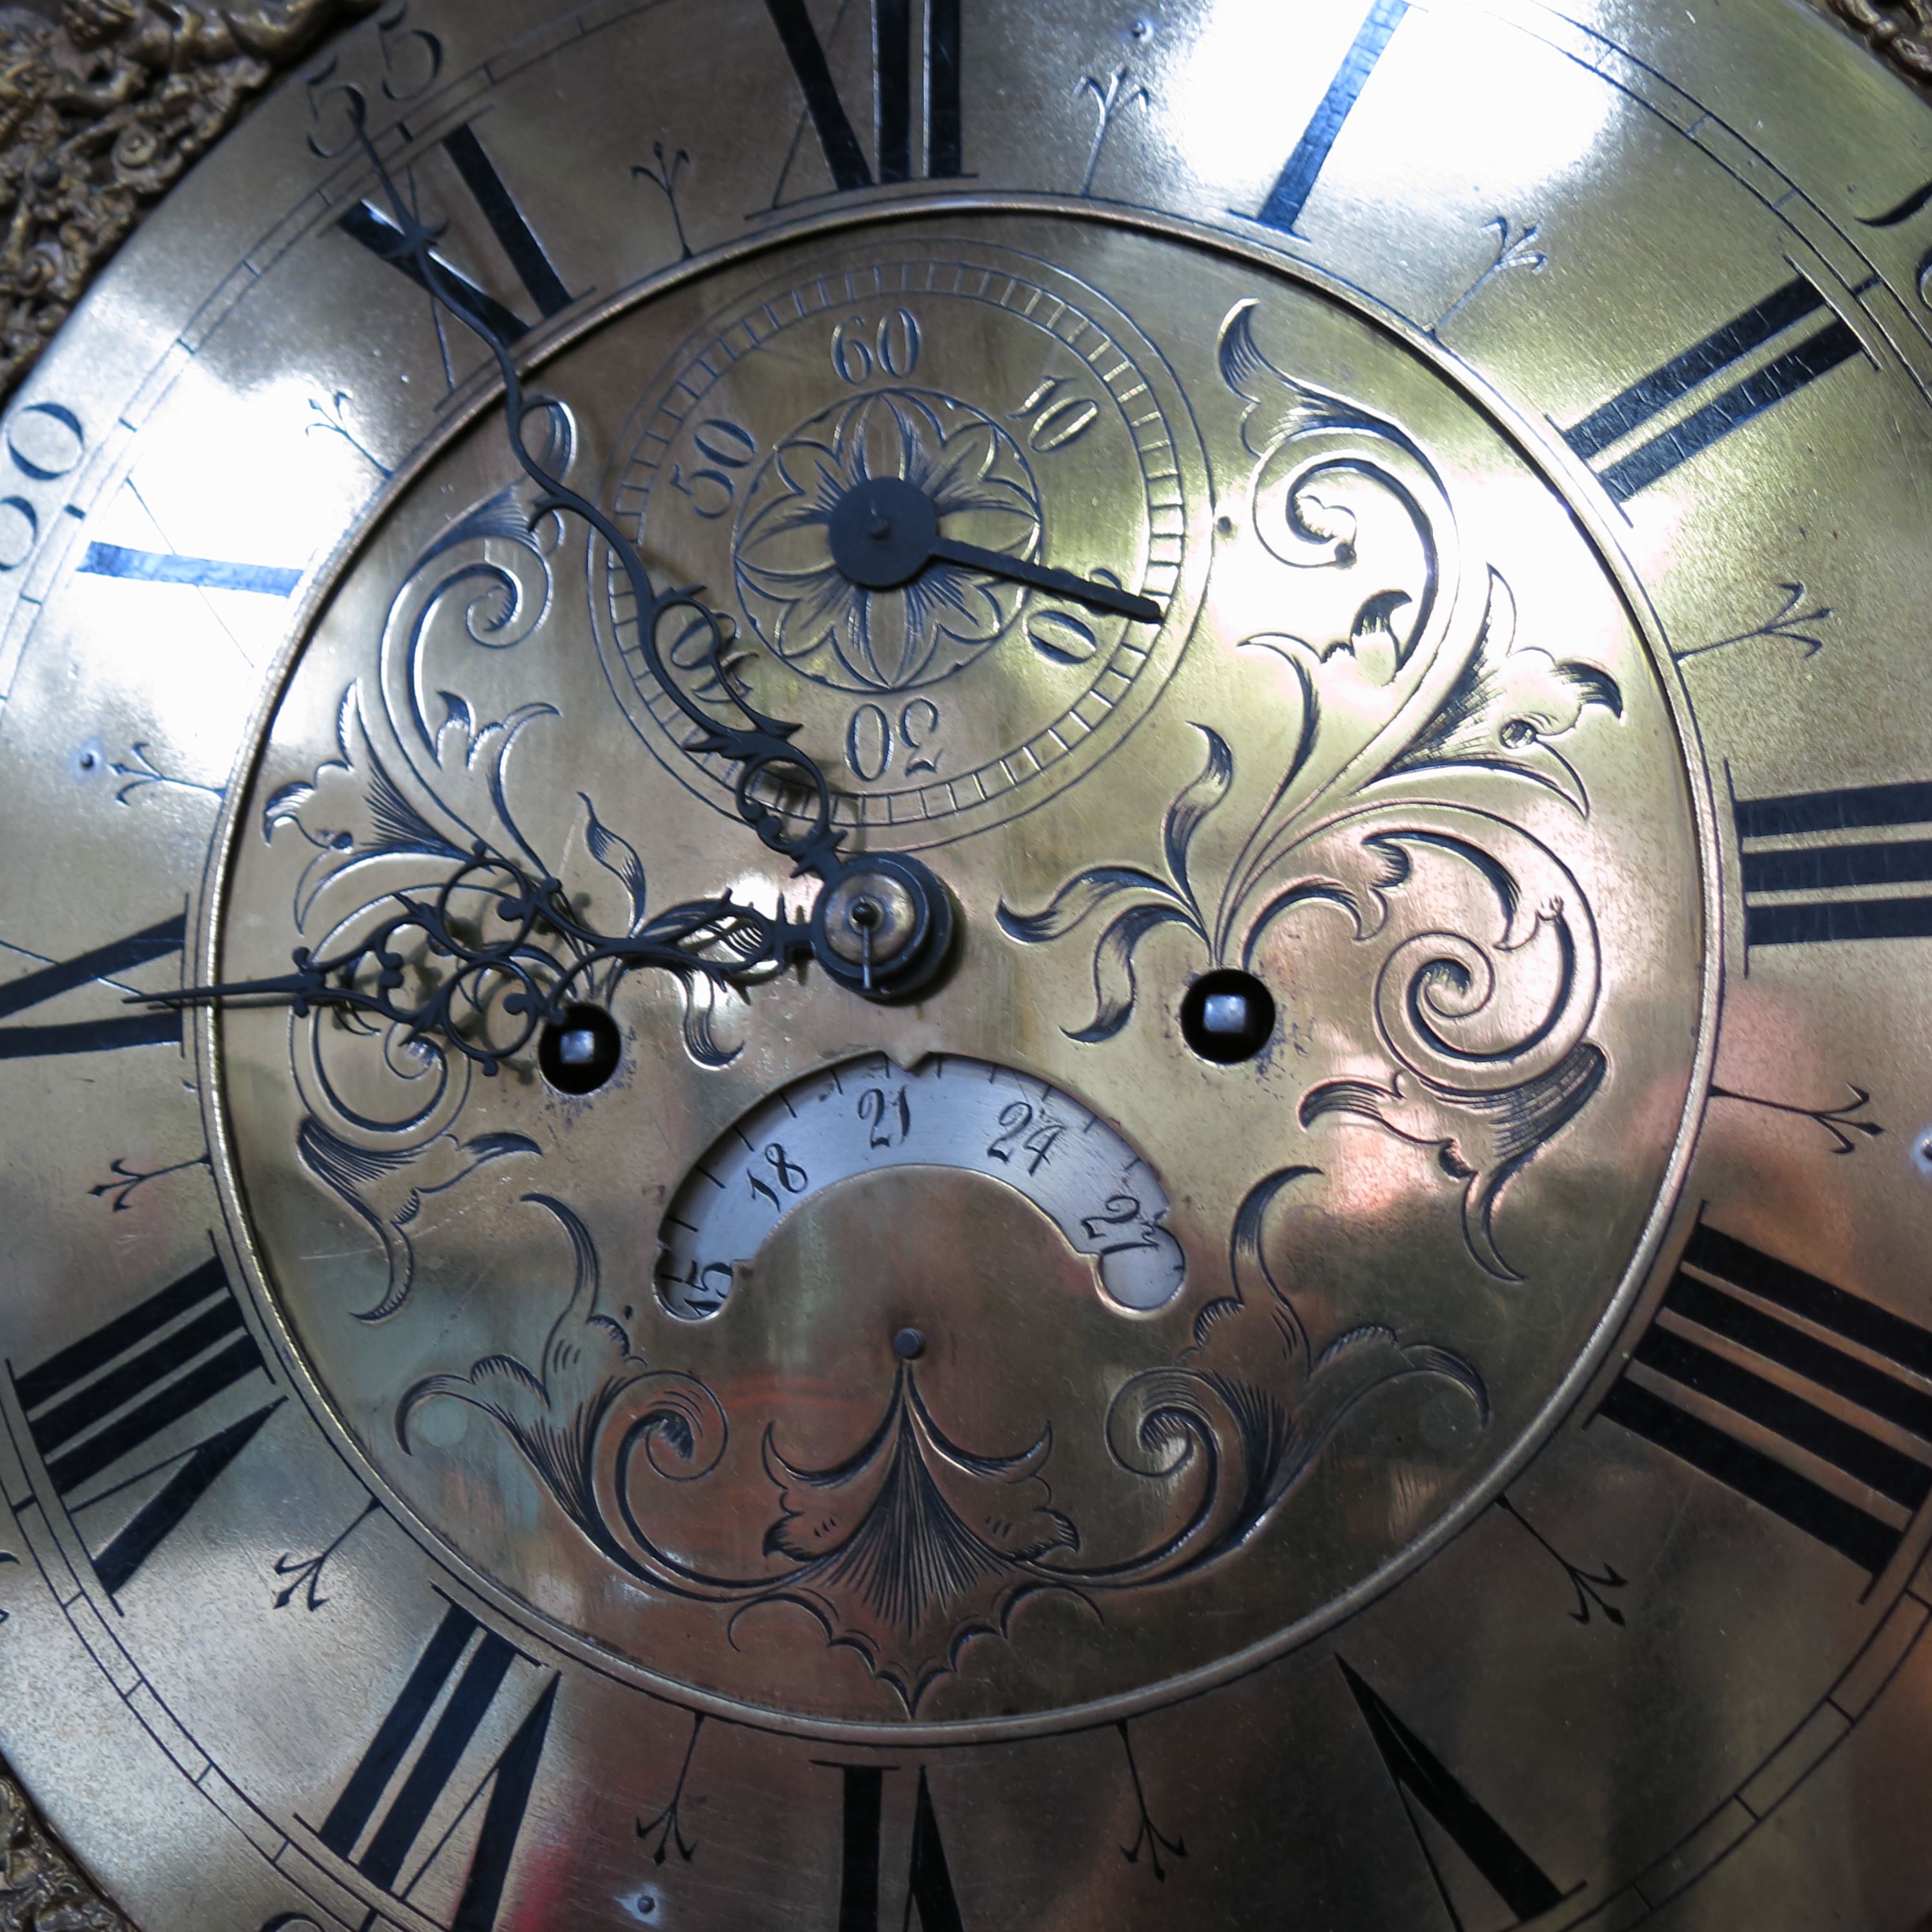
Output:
[{"xmin": 1, "ymin": 3, "xmax": 1930, "ymax": 1929}]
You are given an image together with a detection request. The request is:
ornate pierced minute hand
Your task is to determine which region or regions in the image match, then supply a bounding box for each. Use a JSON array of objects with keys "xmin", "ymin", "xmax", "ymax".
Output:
[{"xmin": 143, "ymin": 108, "xmax": 953, "ymax": 1054}]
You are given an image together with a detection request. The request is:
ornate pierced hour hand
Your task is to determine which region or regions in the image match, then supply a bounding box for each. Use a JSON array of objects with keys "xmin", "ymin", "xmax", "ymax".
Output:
[{"xmin": 825, "ymin": 473, "xmax": 1164, "ymax": 622}]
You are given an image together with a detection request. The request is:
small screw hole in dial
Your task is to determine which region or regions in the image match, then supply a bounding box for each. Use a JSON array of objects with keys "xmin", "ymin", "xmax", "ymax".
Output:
[
  {"xmin": 539, "ymin": 1004, "xmax": 622, "ymax": 1095},
  {"xmin": 1179, "ymin": 970, "xmax": 1275, "ymax": 1065}
]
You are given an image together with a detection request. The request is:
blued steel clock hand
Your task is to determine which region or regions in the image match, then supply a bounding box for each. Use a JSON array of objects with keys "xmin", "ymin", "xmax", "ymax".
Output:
[
  {"xmin": 824, "ymin": 473, "xmax": 1164, "ymax": 622},
  {"xmin": 145, "ymin": 111, "xmax": 953, "ymax": 1042},
  {"xmin": 349, "ymin": 108, "xmax": 846, "ymax": 881},
  {"xmin": 927, "ymin": 535, "xmax": 1163, "ymax": 622},
  {"xmin": 140, "ymin": 848, "xmax": 817, "ymax": 1076}
]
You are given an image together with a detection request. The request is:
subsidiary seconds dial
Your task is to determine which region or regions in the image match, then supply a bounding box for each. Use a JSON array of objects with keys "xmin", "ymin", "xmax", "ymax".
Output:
[{"xmin": 596, "ymin": 234, "xmax": 1209, "ymax": 840}]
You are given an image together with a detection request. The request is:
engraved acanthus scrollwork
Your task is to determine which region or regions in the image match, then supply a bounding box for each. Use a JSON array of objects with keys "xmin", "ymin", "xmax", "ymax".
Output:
[
  {"xmin": 402, "ymin": 1168, "xmax": 1485, "ymax": 1715},
  {"xmin": 1000, "ymin": 302, "xmax": 1623, "ymax": 1280},
  {"xmin": 245, "ymin": 404, "xmax": 808, "ymax": 1322}
]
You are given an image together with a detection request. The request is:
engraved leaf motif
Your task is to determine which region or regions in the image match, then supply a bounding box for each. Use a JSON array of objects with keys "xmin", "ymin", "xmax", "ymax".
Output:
[
  {"xmin": 754, "ymin": 1368, "xmax": 1078, "ymax": 1712},
  {"xmin": 1163, "ymin": 724, "xmax": 1234, "ymax": 902},
  {"xmin": 1300, "ymin": 1044, "xmax": 1608, "ymax": 1281},
  {"xmin": 996, "ymin": 727, "xmax": 1227, "ymax": 1038},
  {"xmin": 663, "ymin": 964, "xmax": 741, "ymax": 1069},
  {"xmin": 1105, "ymin": 1165, "xmax": 1486, "ymax": 1572},
  {"xmin": 995, "ymin": 865, "xmax": 1187, "ymax": 947},
  {"xmin": 1220, "ymin": 298, "xmax": 1356, "ymax": 460},
  {"xmin": 384, "ymin": 416, "xmax": 568, "ymax": 759},
  {"xmin": 1390, "ymin": 571, "xmax": 1625, "ymax": 814},
  {"xmin": 581, "ymin": 793, "xmax": 649, "ymax": 932},
  {"xmin": 265, "ymin": 686, "xmax": 469, "ymax": 926},
  {"xmin": 399, "ymin": 1195, "xmax": 724, "ymax": 1533},
  {"xmin": 1005, "ymin": 308, "xmax": 1622, "ymax": 1280},
  {"xmin": 1069, "ymin": 902, "xmax": 1199, "ymax": 1045},
  {"xmin": 298, "ymin": 1116, "xmax": 539, "ymax": 1322}
]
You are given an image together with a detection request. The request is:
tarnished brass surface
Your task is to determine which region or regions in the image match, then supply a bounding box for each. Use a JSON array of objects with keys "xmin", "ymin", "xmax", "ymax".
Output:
[
  {"xmin": 220, "ymin": 208, "xmax": 1703, "ymax": 1731},
  {"xmin": 2, "ymin": 1, "xmax": 1932, "ymax": 1927}
]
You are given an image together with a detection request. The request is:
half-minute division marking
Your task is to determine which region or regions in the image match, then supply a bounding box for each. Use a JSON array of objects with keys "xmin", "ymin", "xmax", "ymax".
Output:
[
  {"xmin": 271, "ymin": 1495, "xmax": 381, "ymax": 1612},
  {"xmin": 1495, "ymin": 1495, "xmax": 1627, "ymax": 1628},
  {"xmin": 1338, "ymin": 1657, "xmax": 1570, "ymax": 1927},
  {"xmin": 1246, "ymin": 0, "xmax": 1408, "ymax": 237},
  {"xmin": 105, "ymin": 743, "xmax": 225, "ymax": 807},
  {"xmin": 1559, "ymin": 278, "xmax": 1865, "ymax": 503},
  {"xmin": 1732, "ymin": 777, "xmax": 1932, "ymax": 948},
  {"xmin": 1075, "ymin": 65, "xmax": 1151, "ymax": 198},
  {"xmin": 1708, "ymin": 1082, "xmax": 1883, "ymax": 1156},
  {"xmin": 1677, "ymin": 581, "xmax": 1832, "ymax": 662},
  {"xmin": 339, "ymin": 121, "xmax": 577, "ymax": 349},
  {"xmin": 0, "ymin": 914, "xmax": 183, "ymax": 1059},
  {"xmin": 77, "ymin": 543, "xmax": 302, "ymax": 597},
  {"xmin": 1598, "ymin": 1222, "xmax": 1932, "ymax": 1578},
  {"xmin": 310, "ymin": 1599, "xmax": 556, "ymax": 1931},
  {"xmin": 7, "ymin": 1253, "xmax": 279, "ymax": 1596},
  {"xmin": 89, "ymin": 1153, "xmax": 214, "ymax": 1213},
  {"xmin": 1116, "ymin": 1720, "xmax": 1186, "ymax": 1881},
  {"xmin": 763, "ymin": 0, "xmax": 964, "ymax": 200},
  {"xmin": 1432, "ymin": 215, "xmax": 1545, "ymax": 336},
  {"xmin": 306, "ymin": 389, "xmax": 393, "ymax": 479}
]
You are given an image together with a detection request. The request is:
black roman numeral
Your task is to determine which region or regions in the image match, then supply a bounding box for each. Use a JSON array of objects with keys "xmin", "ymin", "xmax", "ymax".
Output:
[
  {"xmin": 1246, "ymin": 0, "xmax": 1408, "ymax": 237},
  {"xmin": 10, "ymin": 1253, "xmax": 278, "ymax": 1594},
  {"xmin": 1733, "ymin": 777, "xmax": 1932, "ymax": 949},
  {"xmin": 1560, "ymin": 277, "xmax": 1866, "ymax": 503},
  {"xmin": 1598, "ymin": 1222, "xmax": 1932, "ymax": 1578},
  {"xmin": 1339, "ymin": 1658, "xmax": 1568, "ymax": 1928},
  {"xmin": 314, "ymin": 1601, "xmax": 556, "ymax": 1932},
  {"xmin": 341, "ymin": 122, "xmax": 576, "ymax": 345},
  {"xmin": 0, "ymin": 914, "xmax": 182, "ymax": 1059},
  {"xmin": 763, "ymin": 0, "xmax": 965, "ymax": 198},
  {"xmin": 821, "ymin": 1762, "xmax": 965, "ymax": 1932}
]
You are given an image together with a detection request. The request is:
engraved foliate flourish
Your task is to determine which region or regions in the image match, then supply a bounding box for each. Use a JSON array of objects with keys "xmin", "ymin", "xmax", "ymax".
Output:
[
  {"xmin": 998, "ymin": 303, "xmax": 1624, "ymax": 1280},
  {"xmin": 734, "ymin": 389, "xmax": 1042, "ymax": 692},
  {"xmin": 402, "ymin": 1170, "xmax": 1485, "ymax": 1715},
  {"xmin": 254, "ymin": 411, "xmax": 797, "ymax": 1321}
]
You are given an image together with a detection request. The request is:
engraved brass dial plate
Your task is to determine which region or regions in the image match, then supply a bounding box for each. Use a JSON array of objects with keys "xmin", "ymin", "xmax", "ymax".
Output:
[{"xmin": 1, "ymin": 3, "xmax": 1931, "ymax": 1929}]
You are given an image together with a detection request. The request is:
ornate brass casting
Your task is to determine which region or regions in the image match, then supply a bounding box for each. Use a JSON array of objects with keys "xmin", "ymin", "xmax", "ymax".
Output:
[
  {"xmin": 0, "ymin": 0, "xmax": 376, "ymax": 400},
  {"xmin": 0, "ymin": 1774, "xmax": 132, "ymax": 1932}
]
